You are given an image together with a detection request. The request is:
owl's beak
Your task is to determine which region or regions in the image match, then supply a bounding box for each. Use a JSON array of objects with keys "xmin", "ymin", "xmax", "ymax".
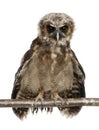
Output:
[
  {"xmin": 56, "ymin": 32, "xmax": 59, "ymax": 41},
  {"xmin": 52, "ymin": 30, "xmax": 64, "ymax": 41},
  {"xmin": 50, "ymin": 30, "xmax": 65, "ymax": 41},
  {"xmin": 52, "ymin": 30, "xmax": 60, "ymax": 41}
]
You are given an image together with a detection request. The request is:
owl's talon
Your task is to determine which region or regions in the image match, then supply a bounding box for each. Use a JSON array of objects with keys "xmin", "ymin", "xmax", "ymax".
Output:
[
  {"xmin": 47, "ymin": 107, "xmax": 53, "ymax": 113},
  {"xmin": 32, "ymin": 107, "xmax": 38, "ymax": 114}
]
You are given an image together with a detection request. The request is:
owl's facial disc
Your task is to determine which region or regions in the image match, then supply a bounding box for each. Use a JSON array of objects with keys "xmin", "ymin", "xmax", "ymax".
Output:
[{"xmin": 46, "ymin": 24, "xmax": 69, "ymax": 41}]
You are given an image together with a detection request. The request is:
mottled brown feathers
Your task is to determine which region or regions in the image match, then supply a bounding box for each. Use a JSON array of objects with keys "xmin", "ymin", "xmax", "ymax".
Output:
[{"xmin": 11, "ymin": 13, "xmax": 85, "ymax": 119}]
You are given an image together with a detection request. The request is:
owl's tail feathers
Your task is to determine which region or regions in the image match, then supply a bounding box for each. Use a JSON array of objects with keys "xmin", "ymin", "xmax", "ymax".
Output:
[
  {"xmin": 12, "ymin": 107, "xmax": 29, "ymax": 120},
  {"xmin": 58, "ymin": 84, "xmax": 86, "ymax": 117},
  {"xmin": 59, "ymin": 106, "xmax": 82, "ymax": 117}
]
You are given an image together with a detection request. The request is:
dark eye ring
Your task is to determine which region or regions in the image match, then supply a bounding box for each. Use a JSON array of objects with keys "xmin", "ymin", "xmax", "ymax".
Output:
[
  {"xmin": 46, "ymin": 25, "xmax": 55, "ymax": 33},
  {"xmin": 60, "ymin": 25, "xmax": 68, "ymax": 33}
]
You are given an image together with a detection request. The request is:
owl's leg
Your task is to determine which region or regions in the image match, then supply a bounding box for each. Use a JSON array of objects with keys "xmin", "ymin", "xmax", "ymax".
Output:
[
  {"xmin": 34, "ymin": 90, "xmax": 44, "ymax": 103},
  {"xmin": 53, "ymin": 92, "xmax": 64, "ymax": 105}
]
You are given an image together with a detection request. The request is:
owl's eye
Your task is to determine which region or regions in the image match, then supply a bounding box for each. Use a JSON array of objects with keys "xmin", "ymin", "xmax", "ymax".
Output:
[
  {"xmin": 60, "ymin": 25, "xmax": 68, "ymax": 33},
  {"xmin": 46, "ymin": 25, "xmax": 55, "ymax": 33}
]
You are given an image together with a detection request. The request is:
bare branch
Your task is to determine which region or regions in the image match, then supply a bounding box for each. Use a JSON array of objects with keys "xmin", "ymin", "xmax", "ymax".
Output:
[{"xmin": 0, "ymin": 98, "xmax": 99, "ymax": 108}]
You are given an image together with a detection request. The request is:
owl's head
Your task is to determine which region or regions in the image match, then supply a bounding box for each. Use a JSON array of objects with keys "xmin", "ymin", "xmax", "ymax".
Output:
[{"xmin": 38, "ymin": 13, "xmax": 74, "ymax": 46}]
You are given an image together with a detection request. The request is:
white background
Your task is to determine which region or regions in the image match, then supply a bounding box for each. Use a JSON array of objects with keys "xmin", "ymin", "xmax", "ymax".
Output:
[{"xmin": 0, "ymin": 0, "xmax": 99, "ymax": 129}]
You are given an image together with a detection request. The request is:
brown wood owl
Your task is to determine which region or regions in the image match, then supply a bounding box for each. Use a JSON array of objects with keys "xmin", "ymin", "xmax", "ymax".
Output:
[{"xmin": 11, "ymin": 13, "xmax": 85, "ymax": 119}]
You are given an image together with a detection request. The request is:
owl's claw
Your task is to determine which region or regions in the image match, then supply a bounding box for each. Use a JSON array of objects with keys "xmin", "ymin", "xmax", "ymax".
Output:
[
  {"xmin": 41, "ymin": 107, "xmax": 53, "ymax": 113},
  {"xmin": 47, "ymin": 107, "xmax": 53, "ymax": 113},
  {"xmin": 32, "ymin": 107, "xmax": 38, "ymax": 114},
  {"xmin": 53, "ymin": 92, "xmax": 64, "ymax": 106},
  {"xmin": 31, "ymin": 91, "xmax": 44, "ymax": 113}
]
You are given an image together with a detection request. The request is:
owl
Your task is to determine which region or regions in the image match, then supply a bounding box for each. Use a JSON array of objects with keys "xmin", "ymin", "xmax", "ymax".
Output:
[{"xmin": 11, "ymin": 13, "xmax": 85, "ymax": 119}]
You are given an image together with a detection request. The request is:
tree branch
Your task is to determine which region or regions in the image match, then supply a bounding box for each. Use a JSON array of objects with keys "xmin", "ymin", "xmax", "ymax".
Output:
[{"xmin": 0, "ymin": 98, "xmax": 99, "ymax": 108}]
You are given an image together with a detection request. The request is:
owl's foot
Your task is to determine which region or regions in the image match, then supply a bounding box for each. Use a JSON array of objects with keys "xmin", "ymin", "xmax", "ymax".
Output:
[
  {"xmin": 53, "ymin": 92, "xmax": 64, "ymax": 106},
  {"xmin": 34, "ymin": 91, "xmax": 44, "ymax": 104},
  {"xmin": 32, "ymin": 91, "xmax": 44, "ymax": 113}
]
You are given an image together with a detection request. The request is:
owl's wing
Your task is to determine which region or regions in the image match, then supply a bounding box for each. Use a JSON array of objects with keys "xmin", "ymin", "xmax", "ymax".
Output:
[
  {"xmin": 71, "ymin": 49, "xmax": 86, "ymax": 97},
  {"xmin": 11, "ymin": 37, "xmax": 41, "ymax": 99}
]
